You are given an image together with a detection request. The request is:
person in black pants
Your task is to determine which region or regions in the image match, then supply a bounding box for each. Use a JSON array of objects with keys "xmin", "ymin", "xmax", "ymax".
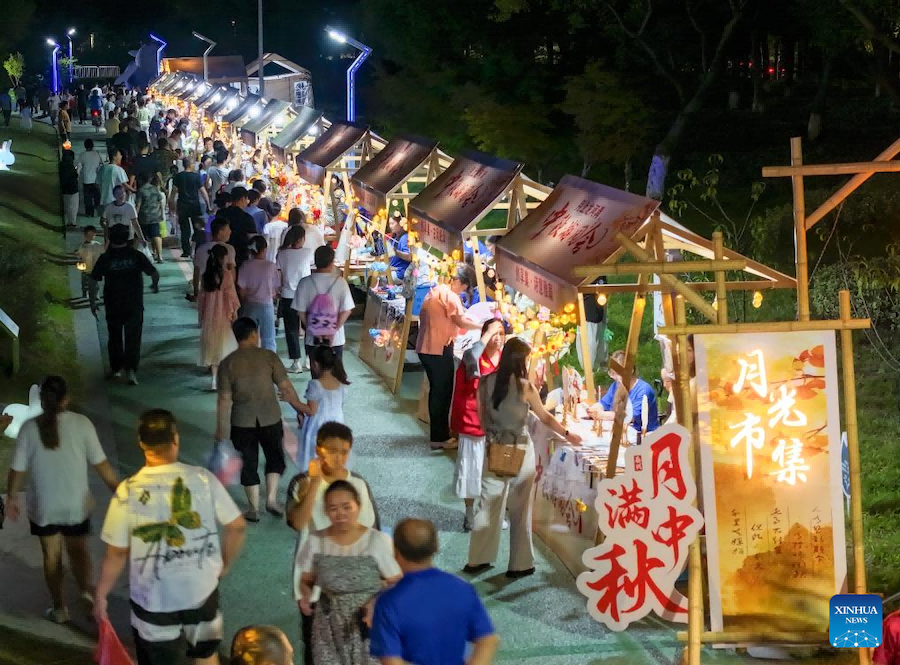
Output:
[
  {"xmin": 91, "ymin": 224, "xmax": 159, "ymax": 386},
  {"xmin": 169, "ymin": 156, "xmax": 210, "ymax": 260},
  {"xmin": 415, "ymin": 263, "xmax": 481, "ymax": 450}
]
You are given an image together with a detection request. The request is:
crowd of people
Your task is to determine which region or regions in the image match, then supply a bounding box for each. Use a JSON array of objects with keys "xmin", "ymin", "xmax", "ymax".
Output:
[{"xmin": 0, "ymin": 82, "xmax": 676, "ymax": 665}]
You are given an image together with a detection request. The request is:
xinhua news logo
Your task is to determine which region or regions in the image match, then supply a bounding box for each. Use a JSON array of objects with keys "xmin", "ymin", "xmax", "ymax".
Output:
[{"xmin": 829, "ymin": 594, "xmax": 883, "ymax": 648}]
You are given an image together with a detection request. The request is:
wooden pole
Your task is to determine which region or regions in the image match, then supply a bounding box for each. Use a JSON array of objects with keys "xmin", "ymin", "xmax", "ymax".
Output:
[
  {"xmin": 839, "ymin": 290, "xmax": 870, "ymax": 665},
  {"xmin": 791, "ymin": 137, "xmax": 811, "ymax": 322},
  {"xmin": 713, "ymin": 231, "xmax": 728, "ymax": 324},
  {"xmin": 580, "ymin": 280, "xmax": 794, "ymax": 294},
  {"xmin": 605, "ymin": 276, "xmax": 646, "ymax": 479},
  {"xmin": 470, "ymin": 236, "xmax": 488, "ymax": 306},
  {"xmin": 615, "ymin": 232, "xmax": 719, "ymax": 323},
  {"xmin": 527, "ymin": 328, "xmax": 546, "ymax": 385},
  {"xmin": 762, "ymin": 160, "xmax": 900, "ymax": 177},
  {"xmin": 804, "ymin": 136, "xmax": 900, "ymax": 229},
  {"xmin": 577, "ymin": 293, "xmax": 597, "ymax": 404},
  {"xmin": 675, "ymin": 295, "xmax": 702, "ymax": 665},
  {"xmin": 572, "ymin": 259, "xmax": 747, "ymax": 277},
  {"xmin": 676, "ymin": 631, "xmax": 828, "ymax": 644},
  {"xmin": 659, "ymin": 318, "xmax": 870, "ymax": 335}
]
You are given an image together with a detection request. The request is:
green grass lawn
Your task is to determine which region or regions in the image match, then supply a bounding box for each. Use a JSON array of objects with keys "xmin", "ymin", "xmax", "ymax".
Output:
[{"xmin": 0, "ymin": 121, "xmax": 79, "ymax": 490}]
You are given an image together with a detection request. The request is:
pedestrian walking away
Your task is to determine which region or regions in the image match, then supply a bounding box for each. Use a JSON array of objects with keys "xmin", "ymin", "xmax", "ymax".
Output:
[
  {"xmin": 199, "ymin": 244, "xmax": 240, "ymax": 389},
  {"xmin": 276, "ymin": 225, "xmax": 313, "ymax": 373},
  {"xmin": 215, "ymin": 317, "xmax": 306, "ymax": 522},
  {"xmin": 236, "ymin": 236, "xmax": 279, "ymax": 353},
  {"xmin": 74, "ymin": 225, "xmax": 103, "ymax": 316},
  {"xmin": 77, "ymin": 138, "xmax": 103, "ymax": 217},
  {"xmin": 91, "ymin": 224, "xmax": 159, "ymax": 386},
  {"xmin": 94, "ymin": 409, "xmax": 247, "ymax": 665},
  {"xmin": 370, "ymin": 518, "xmax": 500, "ymax": 665},
  {"xmin": 5, "ymin": 376, "xmax": 119, "ymax": 624}
]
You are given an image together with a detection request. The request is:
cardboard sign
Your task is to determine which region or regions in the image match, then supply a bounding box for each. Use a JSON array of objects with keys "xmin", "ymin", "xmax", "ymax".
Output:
[
  {"xmin": 695, "ymin": 332, "xmax": 847, "ymax": 635},
  {"xmin": 295, "ymin": 122, "xmax": 369, "ymax": 187},
  {"xmin": 496, "ymin": 175, "xmax": 658, "ymax": 310},
  {"xmin": 409, "ymin": 151, "xmax": 521, "ymax": 253},
  {"xmin": 576, "ymin": 424, "xmax": 703, "ymax": 631},
  {"xmin": 351, "ymin": 135, "xmax": 437, "ymax": 219}
]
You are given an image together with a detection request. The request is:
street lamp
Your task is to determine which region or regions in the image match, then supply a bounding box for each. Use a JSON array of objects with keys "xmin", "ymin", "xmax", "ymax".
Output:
[
  {"xmin": 67, "ymin": 28, "xmax": 75, "ymax": 84},
  {"xmin": 149, "ymin": 33, "xmax": 167, "ymax": 76},
  {"xmin": 192, "ymin": 31, "xmax": 217, "ymax": 82},
  {"xmin": 46, "ymin": 39, "xmax": 60, "ymax": 94},
  {"xmin": 325, "ymin": 26, "xmax": 371, "ymax": 123}
]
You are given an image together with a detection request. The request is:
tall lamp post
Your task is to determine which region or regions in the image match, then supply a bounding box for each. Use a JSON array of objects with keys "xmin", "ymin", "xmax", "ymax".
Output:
[
  {"xmin": 149, "ymin": 33, "xmax": 167, "ymax": 76},
  {"xmin": 257, "ymin": 0, "xmax": 264, "ymax": 96},
  {"xmin": 46, "ymin": 39, "xmax": 60, "ymax": 94},
  {"xmin": 67, "ymin": 29, "xmax": 76, "ymax": 83},
  {"xmin": 192, "ymin": 32, "xmax": 217, "ymax": 82},
  {"xmin": 326, "ymin": 27, "xmax": 371, "ymax": 123}
]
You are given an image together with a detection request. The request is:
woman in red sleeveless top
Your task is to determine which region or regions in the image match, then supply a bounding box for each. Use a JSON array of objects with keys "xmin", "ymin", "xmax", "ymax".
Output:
[{"xmin": 450, "ymin": 319, "xmax": 507, "ymax": 531}]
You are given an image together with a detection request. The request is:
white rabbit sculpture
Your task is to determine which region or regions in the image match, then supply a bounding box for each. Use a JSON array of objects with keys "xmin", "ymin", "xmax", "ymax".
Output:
[{"xmin": 2, "ymin": 384, "xmax": 43, "ymax": 439}]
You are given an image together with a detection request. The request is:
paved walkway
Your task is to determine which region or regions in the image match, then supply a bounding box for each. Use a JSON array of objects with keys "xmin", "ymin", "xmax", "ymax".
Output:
[{"xmin": 0, "ymin": 121, "xmax": 719, "ymax": 664}]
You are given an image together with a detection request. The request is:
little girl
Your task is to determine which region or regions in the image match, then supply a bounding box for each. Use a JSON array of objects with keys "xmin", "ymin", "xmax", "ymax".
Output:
[
  {"xmin": 296, "ymin": 346, "xmax": 350, "ymax": 472},
  {"xmin": 198, "ymin": 243, "xmax": 239, "ymax": 390}
]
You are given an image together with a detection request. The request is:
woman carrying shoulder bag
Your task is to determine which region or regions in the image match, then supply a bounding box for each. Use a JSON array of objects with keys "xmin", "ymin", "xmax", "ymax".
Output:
[{"xmin": 464, "ymin": 339, "xmax": 581, "ymax": 579}]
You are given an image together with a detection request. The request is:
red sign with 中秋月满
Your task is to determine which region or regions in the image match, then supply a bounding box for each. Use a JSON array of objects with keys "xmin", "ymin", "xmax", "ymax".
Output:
[{"xmin": 695, "ymin": 332, "xmax": 847, "ymax": 635}]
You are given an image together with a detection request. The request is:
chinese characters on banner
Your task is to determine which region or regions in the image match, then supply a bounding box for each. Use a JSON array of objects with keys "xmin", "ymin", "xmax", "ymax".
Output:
[
  {"xmin": 694, "ymin": 332, "xmax": 847, "ymax": 634},
  {"xmin": 576, "ymin": 424, "xmax": 703, "ymax": 631},
  {"xmin": 415, "ymin": 216, "xmax": 454, "ymax": 256}
]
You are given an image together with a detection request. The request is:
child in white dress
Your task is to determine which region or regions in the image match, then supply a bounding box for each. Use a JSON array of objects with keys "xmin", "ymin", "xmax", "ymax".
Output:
[{"xmin": 296, "ymin": 346, "xmax": 350, "ymax": 472}]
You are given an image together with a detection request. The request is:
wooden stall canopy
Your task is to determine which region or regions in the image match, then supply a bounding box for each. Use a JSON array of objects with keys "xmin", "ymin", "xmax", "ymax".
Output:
[
  {"xmin": 351, "ymin": 135, "xmax": 439, "ymax": 221},
  {"xmin": 240, "ymin": 99, "xmax": 293, "ymax": 147},
  {"xmin": 495, "ymin": 175, "xmax": 660, "ymax": 311},
  {"xmin": 295, "ymin": 121, "xmax": 370, "ymax": 187},
  {"xmin": 150, "ymin": 73, "xmax": 177, "ymax": 92},
  {"xmin": 156, "ymin": 72, "xmax": 188, "ymax": 94},
  {"xmin": 269, "ymin": 106, "xmax": 326, "ymax": 163},
  {"xmin": 176, "ymin": 77, "xmax": 203, "ymax": 101},
  {"xmin": 205, "ymin": 89, "xmax": 242, "ymax": 118},
  {"xmin": 409, "ymin": 150, "xmax": 523, "ymax": 256},
  {"xmin": 223, "ymin": 94, "xmax": 263, "ymax": 126},
  {"xmin": 192, "ymin": 84, "xmax": 223, "ymax": 110},
  {"xmin": 162, "ymin": 55, "xmax": 248, "ymax": 86}
]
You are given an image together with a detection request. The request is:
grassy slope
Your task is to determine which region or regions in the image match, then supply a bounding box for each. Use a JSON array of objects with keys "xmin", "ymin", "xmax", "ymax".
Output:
[{"xmin": 0, "ymin": 122, "xmax": 79, "ymax": 490}]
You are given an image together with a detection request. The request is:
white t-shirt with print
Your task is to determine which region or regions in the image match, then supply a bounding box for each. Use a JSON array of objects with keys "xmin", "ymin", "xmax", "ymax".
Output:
[
  {"xmin": 101, "ymin": 462, "xmax": 241, "ymax": 613},
  {"xmin": 99, "ymin": 164, "xmax": 128, "ymax": 206},
  {"xmin": 276, "ymin": 247, "xmax": 314, "ymax": 299},
  {"xmin": 11, "ymin": 412, "xmax": 106, "ymax": 526},
  {"xmin": 103, "ymin": 201, "xmax": 138, "ymax": 240},
  {"xmin": 291, "ymin": 272, "xmax": 355, "ymax": 347}
]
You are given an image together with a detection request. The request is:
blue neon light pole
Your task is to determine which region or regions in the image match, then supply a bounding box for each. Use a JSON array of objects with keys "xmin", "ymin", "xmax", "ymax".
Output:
[
  {"xmin": 67, "ymin": 28, "xmax": 75, "ymax": 83},
  {"xmin": 150, "ymin": 33, "xmax": 167, "ymax": 75},
  {"xmin": 46, "ymin": 39, "xmax": 60, "ymax": 93},
  {"xmin": 326, "ymin": 27, "xmax": 371, "ymax": 123}
]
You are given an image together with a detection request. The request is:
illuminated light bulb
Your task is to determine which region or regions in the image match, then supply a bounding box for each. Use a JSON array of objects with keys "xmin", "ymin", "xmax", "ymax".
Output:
[
  {"xmin": 596, "ymin": 293, "xmax": 608, "ymax": 306},
  {"xmin": 752, "ymin": 291, "xmax": 763, "ymax": 308},
  {"xmin": 392, "ymin": 200, "xmax": 399, "ymax": 207},
  {"xmin": 452, "ymin": 249, "xmax": 461, "ymax": 261},
  {"xmin": 712, "ymin": 296, "xmax": 718, "ymax": 311},
  {"xmin": 564, "ymin": 302, "xmax": 575, "ymax": 314}
]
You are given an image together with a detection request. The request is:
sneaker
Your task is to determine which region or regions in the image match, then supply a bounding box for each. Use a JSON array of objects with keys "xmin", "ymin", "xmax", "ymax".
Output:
[
  {"xmin": 287, "ymin": 360, "xmax": 302, "ymax": 374},
  {"xmin": 502, "ymin": 519, "xmax": 509, "ymax": 530},
  {"xmin": 106, "ymin": 370, "xmax": 122, "ymax": 381},
  {"xmin": 463, "ymin": 516, "xmax": 473, "ymax": 532},
  {"xmin": 304, "ymin": 357, "xmax": 311, "ymax": 371},
  {"xmin": 44, "ymin": 607, "xmax": 70, "ymax": 624},
  {"xmin": 127, "ymin": 370, "xmax": 138, "ymax": 386}
]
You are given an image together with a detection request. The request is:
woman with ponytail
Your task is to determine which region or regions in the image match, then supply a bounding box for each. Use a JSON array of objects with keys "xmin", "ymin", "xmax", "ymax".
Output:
[
  {"xmin": 415, "ymin": 262, "xmax": 480, "ymax": 450},
  {"xmin": 199, "ymin": 242, "xmax": 240, "ymax": 390},
  {"xmin": 6, "ymin": 376, "xmax": 119, "ymax": 623},
  {"xmin": 295, "ymin": 345, "xmax": 351, "ymax": 472}
]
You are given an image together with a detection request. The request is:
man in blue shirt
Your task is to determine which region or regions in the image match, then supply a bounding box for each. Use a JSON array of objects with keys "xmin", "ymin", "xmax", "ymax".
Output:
[
  {"xmin": 370, "ymin": 518, "xmax": 499, "ymax": 665},
  {"xmin": 387, "ymin": 211, "xmax": 411, "ymax": 280},
  {"xmin": 589, "ymin": 349, "xmax": 660, "ymax": 435},
  {"xmin": 246, "ymin": 189, "xmax": 269, "ymax": 235}
]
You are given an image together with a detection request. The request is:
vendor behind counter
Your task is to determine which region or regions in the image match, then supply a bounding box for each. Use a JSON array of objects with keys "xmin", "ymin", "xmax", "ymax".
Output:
[{"xmin": 588, "ymin": 349, "xmax": 659, "ymax": 435}]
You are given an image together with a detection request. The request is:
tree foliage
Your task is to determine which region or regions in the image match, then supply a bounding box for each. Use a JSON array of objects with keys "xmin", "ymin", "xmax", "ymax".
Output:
[{"xmin": 3, "ymin": 52, "xmax": 24, "ymax": 87}]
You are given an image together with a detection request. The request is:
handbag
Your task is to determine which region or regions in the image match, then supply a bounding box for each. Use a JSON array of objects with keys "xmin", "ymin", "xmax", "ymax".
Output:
[{"xmin": 486, "ymin": 430, "xmax": 528, "ymax": 478}]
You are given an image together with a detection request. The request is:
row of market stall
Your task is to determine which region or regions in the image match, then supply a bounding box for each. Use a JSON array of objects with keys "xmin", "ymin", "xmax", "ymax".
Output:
[{"xmin": 149, "ymin": 70, "xmax": 872, "ymax": 664}]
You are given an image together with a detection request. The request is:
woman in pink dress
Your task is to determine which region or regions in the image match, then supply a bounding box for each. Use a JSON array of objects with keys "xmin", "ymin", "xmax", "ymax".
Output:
[{"xmin": 198, "ymin": 243, "xmax": 239, "ymax": 390}]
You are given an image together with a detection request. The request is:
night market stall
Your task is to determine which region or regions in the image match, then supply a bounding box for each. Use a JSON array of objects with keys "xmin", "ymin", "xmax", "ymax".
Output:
[
  {"xmin": 239, "ymin": 99, "xmax": 294, "ymax": 148},
  {"xmin": 352, "ymin": 135, "xmax": 444, "ymax": 392},
  {"xmin": 495, "ymin": 175, "xmax": 796, "ymax": 579},
  {"xmin": 269, "ymin": 106, "xmax": 325, "ymax": 164}
]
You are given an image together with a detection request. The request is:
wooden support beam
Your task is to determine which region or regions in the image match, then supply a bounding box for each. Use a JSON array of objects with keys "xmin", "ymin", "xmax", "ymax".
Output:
[
  {"xmin": 579, "ymin": 280, "xmax": 792, "ymax": 294},
  {"xmin": 713, "ymin": 231, "xmax": 728, "ymax": 324},
  {"xmin": 572, "ymin": 259, "xmax": 746, "ymax": 278},
  {"xmin": 615, "ymin": 233, "xmax": 718, "ymax": 323},
  {"xmin": 659, "ymin": 318, "xmax": 870, "ymax": 335},
  {"xmin": 804, "ymin": 136, "xmax": 900, "ymax": 229},
  {"xmin": 791, "ymin": 138, "xmax": 811, "ymax": 322},
  {"xmin": 676, "ymin": 631, "xmax": 828, "ymax": 645},
  {"xmin": 762, "ymin": 160, "xmax": 900, "ymax": 177},
  {"xmin": 576, "ymin": 294, "xmax": 596, "ymax": 404}
]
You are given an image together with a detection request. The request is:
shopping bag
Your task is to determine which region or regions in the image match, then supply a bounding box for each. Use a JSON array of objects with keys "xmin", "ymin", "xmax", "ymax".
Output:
[
  {"xmin": 94, "ymin": 618, "xmax": 135, "ymax": 665},
  {"xmin": 206, "ymin": 440, "xmax": 243, "ymax": 486}
]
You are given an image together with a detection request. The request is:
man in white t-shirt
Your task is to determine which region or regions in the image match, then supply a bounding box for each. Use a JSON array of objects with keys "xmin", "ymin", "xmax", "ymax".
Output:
[
  {"xmin": 262, "ymin": 217, "xmax": 288, "ymax": 263},
  {"xmin": 189, "ymin": 218, "xmax": 235, "ymax": 302},
  {"xmin": 98, "ymin": 149, "xmax": 132, "ymax": 206},
  {"xmin": 101, "ymin": 185, "xmax": 139, "ymax": 241},
  {"xmin": 95, "ymin": 409, "xmax": 246, "ymax": 665},
  {"xmin": 291, "ymin": 245, "xmax": 355, "ymax": 376},
  {"xmin": 77, "ymin": 138, "xmax": 104, "ymax": 217}
]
